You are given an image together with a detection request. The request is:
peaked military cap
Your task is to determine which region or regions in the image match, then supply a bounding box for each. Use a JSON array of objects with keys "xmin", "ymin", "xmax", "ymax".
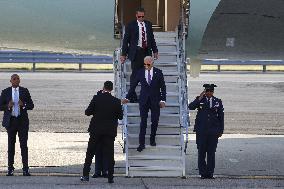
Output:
[{"xmin": 203, "ymin": 84, "xmax": 217, "ymax": 91}]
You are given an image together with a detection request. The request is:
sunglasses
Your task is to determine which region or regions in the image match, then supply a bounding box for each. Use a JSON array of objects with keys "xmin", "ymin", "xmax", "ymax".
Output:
[
  {"xmin": 144, "ymin": 63, "xmax": 151, "ymax": 66},
  {"xmin": 137, "ymin": 16, "xmax": 144, "ymax": 18}
]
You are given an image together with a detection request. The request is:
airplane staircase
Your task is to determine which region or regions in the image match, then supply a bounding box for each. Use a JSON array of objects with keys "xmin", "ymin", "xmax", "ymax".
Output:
[{"xmin": 113, "ymin": 26, "xmax": 189, "ymax": 177}]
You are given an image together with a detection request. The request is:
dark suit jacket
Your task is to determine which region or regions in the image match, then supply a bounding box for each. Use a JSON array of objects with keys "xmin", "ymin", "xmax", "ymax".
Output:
[
  {"xmin": 126, "ymin": 67, "xmax": 166, "ymax": 105},
  {"xmin": 0, "ymin": 86, "xmax": 34, "ymax": 128},
  {"xmin": 121, "ymin": 20, "xmax": 158, "ymax": 61},
  {"xmin": 188, "ymin": 96, "xmax": 224, "ymax": 135},
  {"xmin": 85, "ymin": 92, "xmax": 123, "ymax": 137}
]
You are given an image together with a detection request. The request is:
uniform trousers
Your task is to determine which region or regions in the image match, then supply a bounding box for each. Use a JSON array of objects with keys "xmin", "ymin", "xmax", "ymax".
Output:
[{"xmin": 196, "ymin": 133, "xmax": 218, "ymax": 176}]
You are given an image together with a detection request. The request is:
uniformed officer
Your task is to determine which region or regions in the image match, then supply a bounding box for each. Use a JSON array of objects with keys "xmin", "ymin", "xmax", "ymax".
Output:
[{"xmin": 188, "ymin": 84, "xmax": 224, "ymax": 179}]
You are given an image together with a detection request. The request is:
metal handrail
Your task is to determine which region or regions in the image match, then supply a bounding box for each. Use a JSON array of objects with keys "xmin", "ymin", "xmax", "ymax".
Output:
[
  {"xmin": 113, "ymin": 47, "xmax": 129, "ymax": 176},
  {"xmin": 178, "ymin": 1, "xmax": 190, "ymax": 177}
]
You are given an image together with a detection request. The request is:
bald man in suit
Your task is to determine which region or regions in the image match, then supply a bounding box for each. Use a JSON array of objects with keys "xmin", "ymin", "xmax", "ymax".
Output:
[{"xmin": 0, "ymin": 74, "xmax": 34, "ymax": 176}]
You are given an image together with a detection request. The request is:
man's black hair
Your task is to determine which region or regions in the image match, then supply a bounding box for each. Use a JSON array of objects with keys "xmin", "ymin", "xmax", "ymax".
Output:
[
  {"xmin": 104, "ymin": 81, "xmax": 113, "ymax": 91},
  {"xmin": 136, "ymin": 7, "xmax": 145, "ymax": 13}
]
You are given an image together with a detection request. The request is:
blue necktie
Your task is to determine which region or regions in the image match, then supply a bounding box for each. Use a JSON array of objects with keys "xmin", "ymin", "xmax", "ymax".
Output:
[
  {"xmin": 148, "ymin": 70, "xmax": 151, "ymax": 85},
  {"xmin": 13, "ymin": 89, "xmax": 19, "ymax": 117}
]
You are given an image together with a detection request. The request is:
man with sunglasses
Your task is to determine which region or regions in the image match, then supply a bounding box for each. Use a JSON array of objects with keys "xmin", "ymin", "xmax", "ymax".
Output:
[
  {"xmin": 122, "ymin": 56, "xmax": 166, "ymax": 152},
  {"xmin": 120, "ymin": 7, "xmax": 158, "ymax": 102},
  {"xmin": 0, "ymin": 74, "xmax": 34, "ymax": 176},
  {"xmin": 188, "ymin": 84, "xmax": 224, "ymax": 179}
]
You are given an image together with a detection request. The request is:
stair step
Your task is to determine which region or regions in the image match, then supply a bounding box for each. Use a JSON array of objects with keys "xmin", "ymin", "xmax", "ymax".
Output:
[
  {"xmin": 128, "ymin": 159, "xmax": 182, "ymax": 168},
  {"xmin": 128, "ymin": 134, "xmax": 181, "ymax": 146},
  {"xmin": 154, "ymin": 31, "xmax": 176, "ymax": 38},
  {"xmin": 127, "ymin": 101, "xmax": 180, "ymax": 114},
  {"xmin": 159, "ymin": 51, "xmax": 178, "ymax": 55},
  {"xmin": 126, "ymin": 82, "xmax": 179, "ymax": 93},
  {"xmin": 158, "ymin": 47, "xmax": 177, "ymax": 53},
  {"xmin": 123, "ymin": 62, "xmax": 179, "ymax": 72},
  {"xmin": 128, "ymin": 147, "xmax": 181, "ymax": 156},
  {"xmin": 129, "ymin": 166, "xmax": 183, "ymax": 171},
  {"xmin": 154, "ymin": 62, "xmax": 178, "ymax": 66},
  {"xmin": 127, "ymin": 107, "xmax": 180, "ymax": 115},
  {"xmin": 157, "ymin": 42, "xmax": 177, "ymax": 46},
  {"xmin": 154, "ymin": 61, "xmax": 178, "ymax": 65},
  {"xmin": 127, "ymin": 102, "xmax": 179, "ymax": 107},
  {"xmin": 127, "ymin": 117, "xmax": 180, "ymax": 125},
  {"xmin": 128, "ymin": 170, "xmax": 183, "ymax": 177},
  {"xmin": 125, "ymin": 71, "xmax": 180, "ymax": 76},
  {"xmin": 126, "ymin": 82, "xmax": 178, "ymax": 86},
  {"xmin": 128, "ymin": 127, "xmax": 181, "ymax": 135},
  {"xmin": 128, "ymin": 144, "xmax": 180, "ymax": 149},
  {"xmin": 128, "ymin": 123, "xmax": 180, "ymax": 127},
  {"xmin": 127, "ymin": 112, "xmax": 180, "ymax": 117},
  {"xmin": 158, "ymin": 53, "xmax": 178, "ymax": 62},
  {"xmin": 128, "ymin": 154, "xmax": 182, "ymax": 160}
]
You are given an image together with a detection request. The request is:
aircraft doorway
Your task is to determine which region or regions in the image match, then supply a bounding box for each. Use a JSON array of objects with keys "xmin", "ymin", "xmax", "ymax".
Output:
[{"xmin": 114, "ymin": 0, "xmax": 182, "ymax": 38}]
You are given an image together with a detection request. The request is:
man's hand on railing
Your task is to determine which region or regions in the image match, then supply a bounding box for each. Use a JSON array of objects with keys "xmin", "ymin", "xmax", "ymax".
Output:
[
  {"xmin": 120, "ymin": 56, "xmax": 126, "ymax": 64},
  {"xmin": 159, "ymin": 101, "xmax": 166, "ymax": 108},
  {"xmin": 154, "ymin": 52, "xmax": 159, "ymax": 60},
  {"xmin": 121, "ymin": 98, "xmax": 129, "ymax": 104}
]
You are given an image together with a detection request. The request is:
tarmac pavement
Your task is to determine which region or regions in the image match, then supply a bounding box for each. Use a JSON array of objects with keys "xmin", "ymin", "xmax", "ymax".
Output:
[
  {"xmin": 0, "ymin": 72, "xmax": 283, "ymax": 188},
  {"xmin": 0, "ymin": 72, "xmax": 283, "ymax": 134},
  {"xmin": 0, "ymin": 132, "xmax": 283, "ymax": 188}
]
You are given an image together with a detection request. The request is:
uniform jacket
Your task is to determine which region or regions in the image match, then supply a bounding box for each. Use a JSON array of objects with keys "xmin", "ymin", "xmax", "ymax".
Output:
[
  {"xmin": 85, "ymin": 92, "xmax": 123, "ymax": 137},
  {"xmin": 0, "ymin": 86, "xmax": 34, "ymax": 128},
  {"xmin": 188, "ymin": 96, "xmax": 224, "ymax": 135},
  {"xmin": 121, "ymin": 20, "xmax": 158, "ymax": 61},
  {"xmin": 126, "ymin": 67, "xmax": 166, "ymax": 105}
]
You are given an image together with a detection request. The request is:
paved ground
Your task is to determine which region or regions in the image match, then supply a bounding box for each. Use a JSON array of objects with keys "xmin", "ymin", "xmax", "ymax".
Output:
[
  {"xmin": 0, "ymin": 72, "xmax": 283, "ymax": 134},
  {"xmin": 0, "ymin": 176, "xmax": 283, "ymax": 189},
  {"xmin": 0, "ymin": 132, "xmax": 283, "ymax": 188},
  {"xmin": 0, "ymin": 72, "xmax": 283, "ymax": 188},
  {"xmin": 0, "ymin": 132, "xmax": 283, "ymax": 177}
]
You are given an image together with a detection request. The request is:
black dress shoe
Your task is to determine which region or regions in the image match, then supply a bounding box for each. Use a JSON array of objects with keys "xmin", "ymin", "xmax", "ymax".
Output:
[
  {"xmin": 80, "ymin": 176, "xmax": 89, "ymax": 182},
  {"xmin": 102, "ymin": 173, "xmax": 108, "ymax": 178},
  {"xmin": 136, "ymin": 145, "xmax": 145, "ymax": 152},
  {"xmin": 108, "ymin": 177, "xmax": 114, "ymax": 183},
  {"xmin": 200, "ymin": 175, "xmax": 206, "ymax": 179},
  {"xmin": 92, "ymin": 173, "xmax": 101, "ymax": 178},
  {"xmin": 207, "ymin": 175, "xmax": 215, "ymax": 179},
  {"xmin": 150, "ymin": 140, "xmax": 156, "ymax": 146},
  {"xmin": 23, "ymin": 170, "xmax": 31, "ymax": 176},
  {"xmin": 6, "ymin": 169, "xmax": 14, "ymax": 176}
]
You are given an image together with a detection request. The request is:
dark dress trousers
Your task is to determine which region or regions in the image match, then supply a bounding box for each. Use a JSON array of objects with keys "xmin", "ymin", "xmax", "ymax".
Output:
[
  {"xmin": 122, "ymin": 20, "xmax": 158, "ymax": 101},
  {"xmin": 94, "ymin": 90, "xmax": 107, "ymax": 176},
  {"xmin": 126, "ymin": 67, "xmax": 166, "ymax": 146},
  {"xmin": 0, "ymin": 86, "xmax": 34, "ymax": 171},
  {"xmin": 83, "ymin": 92, "xmax": 123, "ymax": 179},
  {"xmin": 94, "ymin": 141, "xmax": 108, "ymax": 176},
  {"xmin": 188, "ymin": 96, "xmax": 224, "ymax": 177}
]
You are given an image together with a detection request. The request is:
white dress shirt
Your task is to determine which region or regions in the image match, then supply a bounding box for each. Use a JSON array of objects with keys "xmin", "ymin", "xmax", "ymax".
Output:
[
  {"xmin": 206, "ymin": 97, "xmax": 212, "ymax": 108},
  {"xmin": 11, "ymin": 87, "xmax": 19, "ymax": 116},
  {"xmin": 145, "ymin": 68, "xmax": 153, "ymax": 84},
  {"xmin": 137, "ymin": 20, "xmax": 147, "ymax": 48}
]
